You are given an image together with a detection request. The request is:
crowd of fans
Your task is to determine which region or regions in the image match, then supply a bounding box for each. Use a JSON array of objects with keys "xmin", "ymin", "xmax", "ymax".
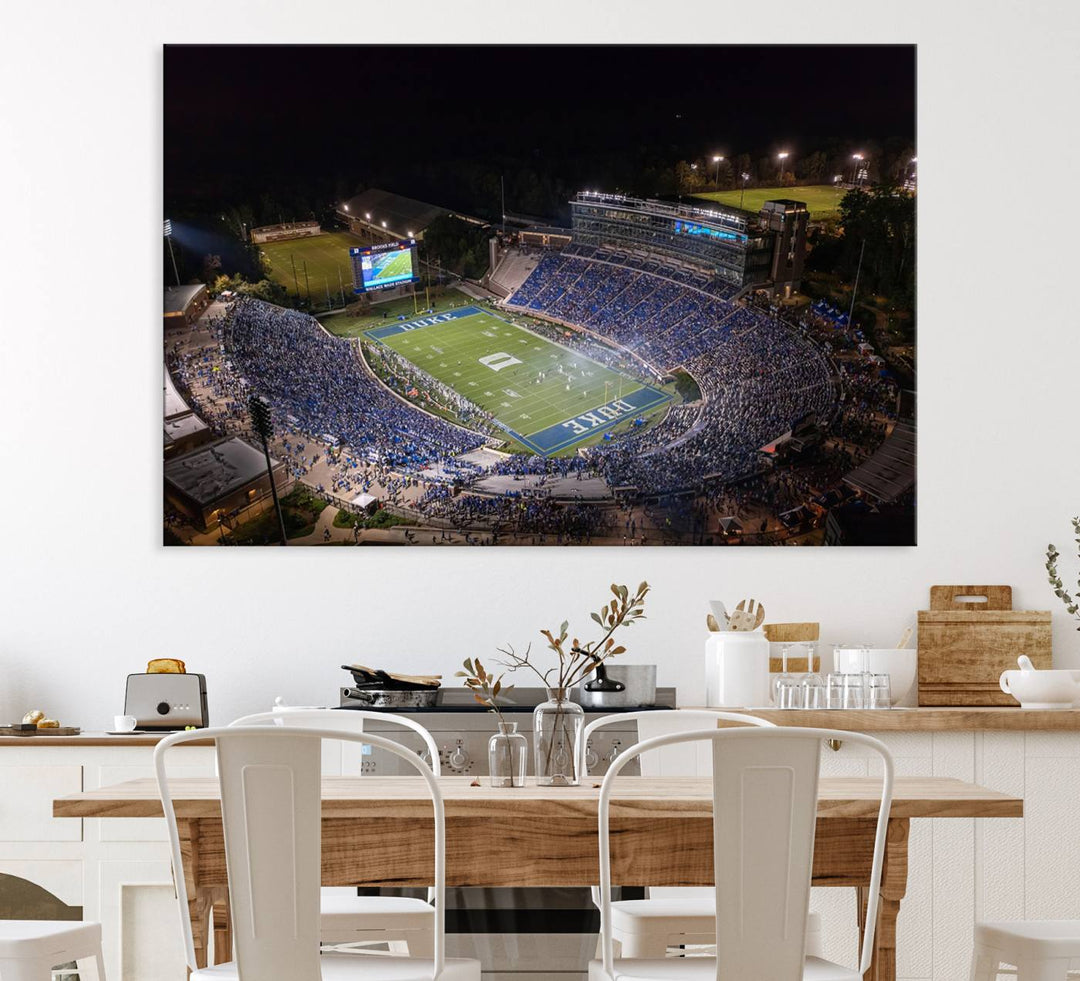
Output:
[
  {"xmin": 507, "ymin": 252, "xmax": 837, "ymax": 492},
  {"xmin": 225, "ymin": 298, "xmax": 486, "ymax": 473}
]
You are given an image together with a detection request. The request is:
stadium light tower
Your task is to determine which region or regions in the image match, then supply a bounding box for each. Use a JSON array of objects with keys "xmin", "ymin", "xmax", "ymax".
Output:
[
  {"xmin": 247, "ymin": 394, "xmax": 288, "ymax": 546},
  {"xmin": 851, "ymin": 152, "xmax": 865, "ymax": 186},
  {"xmin": 739, "ymin": 172, "xmax": 751, "ymax": 210},
  {"xmin": 163, "ymin": 219, "xmax": 179, "ymax": 286},
  {"xmin": 777, "ymin": 151, "xmax": 790, "ymax": 184},
  {"xmin": 712, "ymin": 154, "xmax": 724, "ymax": 185}
]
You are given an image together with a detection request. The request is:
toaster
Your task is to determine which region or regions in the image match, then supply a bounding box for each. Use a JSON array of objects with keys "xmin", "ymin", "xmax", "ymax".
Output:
[{"xmin": 124, "ymin": 673, "xmax": 208, "ymax": 730}]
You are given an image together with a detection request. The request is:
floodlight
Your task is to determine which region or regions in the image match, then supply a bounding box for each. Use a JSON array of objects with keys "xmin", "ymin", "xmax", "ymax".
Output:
[
  {"xmin": 163, "ymin": 219, "xmax": 173, "ymax": 238},
  {"xmin": 343, "ymin": 204, "xmax": 350, "ymax": 212}
]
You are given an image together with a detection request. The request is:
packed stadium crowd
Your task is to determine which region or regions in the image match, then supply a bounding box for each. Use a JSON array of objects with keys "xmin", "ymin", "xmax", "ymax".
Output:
[
  {"xmin": 506, "ymin": 251, "xmax": 836, "ymax": 491},
  {"xmin": 224, "ymin": 298, "xmax": 487, "ymax": 472}
]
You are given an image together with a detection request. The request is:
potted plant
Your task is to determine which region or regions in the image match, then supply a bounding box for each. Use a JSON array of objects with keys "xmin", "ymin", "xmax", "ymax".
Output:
[
  {"xmin": 495, "ymin": 582, "xmax": 650, "ymax": 786},
  {"xmin": 457, "ymin": 657, "xmax": 527, "ymax": 788}
]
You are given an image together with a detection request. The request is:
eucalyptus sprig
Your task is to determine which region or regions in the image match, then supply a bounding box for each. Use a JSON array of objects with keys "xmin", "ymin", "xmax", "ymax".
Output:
[
  {"xmin": 456, "ymin": 657, "xmax": 514, "ymax": 722},
  {"xmin": 495, "ymin": 581, "xmax": 651, "ymax": 690},
  {"xmin": 1046, "ymin": 516, "xmax": 1080, "ymax": 629}
]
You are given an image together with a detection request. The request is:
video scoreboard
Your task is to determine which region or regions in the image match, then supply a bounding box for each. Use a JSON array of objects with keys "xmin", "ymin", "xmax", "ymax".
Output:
[{"xmin": 350, "ymin": 239, "xmax": 420, "ymax": 294}]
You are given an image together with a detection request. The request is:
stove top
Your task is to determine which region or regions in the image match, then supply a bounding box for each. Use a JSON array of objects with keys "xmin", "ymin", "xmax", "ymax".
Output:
[{"xmin": 337, "ymin": 685, "xmax": 676, "ymax": 713}]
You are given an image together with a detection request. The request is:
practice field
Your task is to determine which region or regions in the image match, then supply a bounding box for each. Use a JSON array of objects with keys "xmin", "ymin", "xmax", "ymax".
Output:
[
  {"xmin": 693, "ymin": 184, "xmax": 847, "ymax": 219},
  {"xmin": 259, "ymin": 231, "xmax": 366, "ymax": 305},
  {"xmin": 366, "ymin": 306, "xmax": 671, "ymax": 455}
]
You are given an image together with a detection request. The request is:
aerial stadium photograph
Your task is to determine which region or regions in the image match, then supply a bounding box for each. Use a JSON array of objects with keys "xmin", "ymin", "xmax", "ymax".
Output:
[{"xmin": 162, "ymin": 44, "xmax": 916, "ymax": 547}]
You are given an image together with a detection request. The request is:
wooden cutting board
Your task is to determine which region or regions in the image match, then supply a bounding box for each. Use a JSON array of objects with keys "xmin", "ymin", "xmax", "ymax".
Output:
[
  {"xmin": 0, "ymin": 726, "xmax": 81, "ymax": 737},
  {"xmin": 917, "ymin": 585, "xmax": 1052, "ymax": 705}
]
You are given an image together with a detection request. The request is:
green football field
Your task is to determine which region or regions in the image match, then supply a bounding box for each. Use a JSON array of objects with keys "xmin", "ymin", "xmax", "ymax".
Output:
[
  {"xmin": 259, "ymin": 231, "xmax": 366, "ymax": 304},
  {"xmin": 693, "ymin": 184, "xmax": 847, "ymax": 218},
  {"xmin": 366, "ymin": 307, "xmax": 670, "ymax": 453}
]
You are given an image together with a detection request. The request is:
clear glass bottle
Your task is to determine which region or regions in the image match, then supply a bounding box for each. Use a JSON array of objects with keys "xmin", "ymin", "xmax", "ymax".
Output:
[
  {"xmin": 488, "ymin": 721, "xmax": 528, "ymax": 788},
  {"xmin": 533, "ymin": 687, "xmax": 584, "ymax": 786}
]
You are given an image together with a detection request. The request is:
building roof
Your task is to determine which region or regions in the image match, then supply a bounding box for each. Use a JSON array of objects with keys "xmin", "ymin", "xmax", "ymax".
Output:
[
  {"xmin": 164, "ymin": 284, "xmax": 207, "ymax": 316},
  {"xmin": 843, "ymin": 418, "xmax": 917, "ymax": 502},
  {"xmin": 340, "ymin": 189, "xmax": 449, "ymax": 236},
  {"xmin": 164, "ymin": 438, "xmax": 279, "ymax": 507},
  {"xmin": 163, "ymin": 368, "xmax": 190, "ymax": 420},
  {"xmin": 164, "ymin": 413, "xmax": 209, "ymax": 446}
]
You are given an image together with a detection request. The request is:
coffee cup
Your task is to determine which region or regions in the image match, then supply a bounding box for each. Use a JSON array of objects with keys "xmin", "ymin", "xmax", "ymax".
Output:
[{"xmin": 114, "ymin": 715, "xmax": 138, "ymax": 732}]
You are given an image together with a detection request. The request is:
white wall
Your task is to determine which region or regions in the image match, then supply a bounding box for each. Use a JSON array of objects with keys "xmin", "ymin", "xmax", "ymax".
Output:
[{"xmin": 1, "ymin": 0, "xmax": 1078, "ymax": 729}]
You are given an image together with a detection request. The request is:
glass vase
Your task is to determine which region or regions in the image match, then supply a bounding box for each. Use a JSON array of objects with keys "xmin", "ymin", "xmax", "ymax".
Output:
[
  {"xmin": 533, "ymin": 687, "xmax": 584, "ymax": 786},
  {"xmin": 488, "ymin": 721, "xmax": 528, "ymax": 788}
]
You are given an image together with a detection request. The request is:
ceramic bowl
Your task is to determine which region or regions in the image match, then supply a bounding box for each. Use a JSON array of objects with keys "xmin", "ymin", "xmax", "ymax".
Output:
[
  {"xmin": 999, "ymin": 669, "xmax": 1080, "ymax": 709},
  {"xmin": 833, "ymin": 648, "xmax": 918, "ymax": 706}
]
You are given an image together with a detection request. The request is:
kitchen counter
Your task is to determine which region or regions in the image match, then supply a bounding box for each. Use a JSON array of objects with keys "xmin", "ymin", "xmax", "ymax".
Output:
[
  {"xmin": 0, "ymin": 731, "xmax": 209, "ymax": 746},
  {"xmin": 684, "ymin": 706, "xmax": 1080, "ymax": 730}
]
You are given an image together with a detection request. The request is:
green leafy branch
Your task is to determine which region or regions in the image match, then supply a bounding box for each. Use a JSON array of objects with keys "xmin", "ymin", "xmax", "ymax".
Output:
[{"xmin": 1046, "ymin": 516, "xmax": 1080, "ymax": 628}]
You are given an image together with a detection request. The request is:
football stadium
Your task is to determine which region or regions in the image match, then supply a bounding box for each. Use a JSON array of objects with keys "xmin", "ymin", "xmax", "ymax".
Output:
[{"xmin": 163, "ymin": 51, "xmax": 915, "ymax": 547}]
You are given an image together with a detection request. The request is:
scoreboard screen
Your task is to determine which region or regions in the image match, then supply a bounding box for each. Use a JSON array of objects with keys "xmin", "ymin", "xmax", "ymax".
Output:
[{"xmin": 350, "ymin": 239, "xmax": 420, "ymax": 293}]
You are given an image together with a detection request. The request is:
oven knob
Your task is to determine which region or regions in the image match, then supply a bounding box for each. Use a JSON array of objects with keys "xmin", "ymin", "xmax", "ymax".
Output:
[
  {"xmin": 156, "ymin": 702, "xmax": 171, "ymax": 716},
  {"xmin": 447, "ymin": 746, "xmax": 471, "ymax": 771},
  {"xmin": 585, "ymin": 746, "xmax": 600, "ymax": 770},
  {"xmin": 606, "ymin": 745, "xmax": 621, "ymax": 764}
]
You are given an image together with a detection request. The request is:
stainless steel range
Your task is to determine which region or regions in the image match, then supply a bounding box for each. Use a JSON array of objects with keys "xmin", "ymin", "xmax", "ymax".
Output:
[{"xmin": 336, "ymin": 685, "xmax": 676, "ymax": 981}]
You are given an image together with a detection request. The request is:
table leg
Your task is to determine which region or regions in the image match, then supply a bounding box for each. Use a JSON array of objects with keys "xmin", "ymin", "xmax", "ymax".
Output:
[
  {"xmin": 857, "ymin": 818, "xmax": 909, "ymax": 981},
  {"xmin": 177, "ymin": 819, "xmax": 232, "ymax": 970},
  {"xmin": 211, "ymin": 887, "xmax": 232, "ymax": 964}
]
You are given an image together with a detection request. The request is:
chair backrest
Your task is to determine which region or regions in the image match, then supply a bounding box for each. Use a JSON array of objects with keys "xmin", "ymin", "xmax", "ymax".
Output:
[
  {"xmin": 595, "ymin": 727, "xmax": 893, "ymax": 981},
  {"xmin": 578, "ymin": 709, "xmax": 774, "ymax": 779},
  {"xmin": 230, "ymin": 707, "xmax": 442, "ymax": 776},
  {"xmin": 155, "ymin": 725, "xmax": 446, "ymax": 981}
]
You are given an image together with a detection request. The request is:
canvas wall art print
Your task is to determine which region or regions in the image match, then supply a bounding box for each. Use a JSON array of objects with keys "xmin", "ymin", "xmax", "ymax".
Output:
[{"xmin": 163, "ymin": 44, "xmax": 915, "ymax": 547}]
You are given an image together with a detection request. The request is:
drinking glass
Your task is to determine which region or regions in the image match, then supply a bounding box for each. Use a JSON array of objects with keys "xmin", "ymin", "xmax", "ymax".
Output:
[
  {"xmin": 800, "ymin": 674, "xmax": 826, "ymax": 709},
  {"xmin": 773, "ymin": 645, "xmax": 798, "ymax": 705},
  {"xmin": 868, "ymin": 674, "xmax": 893, "ymax": 710},
  {"xmin": 775, "ymin": 676, "xmax": 803, "ymax": 709},
  {"xmin": 841, "ymin": 673, "xmax": 866, "ymax": 709},
  {"xmin": 826, "ymin": 673, "xmax": 846, "ymax": 709}
]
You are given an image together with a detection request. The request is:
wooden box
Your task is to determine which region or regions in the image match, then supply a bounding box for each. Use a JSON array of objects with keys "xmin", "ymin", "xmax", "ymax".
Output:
[{"xmin": 917, "ymin": 585, "xmax": 1052, "ymax": 705}]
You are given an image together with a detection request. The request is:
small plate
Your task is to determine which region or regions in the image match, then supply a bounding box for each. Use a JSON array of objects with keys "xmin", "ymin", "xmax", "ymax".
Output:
[{"xmin": 105, "ymin": 730, "xmax": 148, "ymax": 735}]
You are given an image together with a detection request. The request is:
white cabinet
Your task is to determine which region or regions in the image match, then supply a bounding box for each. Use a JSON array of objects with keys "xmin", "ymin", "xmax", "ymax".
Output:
[{"xmin": 0, "ymin": 766, "xmax": 83, "ymax": 841}]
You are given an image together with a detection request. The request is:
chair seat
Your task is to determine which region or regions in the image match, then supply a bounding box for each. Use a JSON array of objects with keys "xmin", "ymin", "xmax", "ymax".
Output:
[
  {"xmin": 588, "ymin": 955, "xmax": 860, "ymax": 981},
  {"xmin": 611, "ymin": 897, "xmax": 823, "ymax": 931},
  {"xmin": 192, "ymin": 953, "xmax": 480, "ymax": 980},
  {"xmin": 321, "ymin": 895, "xmax": 434, "ymax": 930},
  {"xmin": 0, "ymin": 920, "xmax": 101, "ymax": 959},
  {"xmin": 975, "ymin": 920, "xmax": 1080, "ymax": 959}
]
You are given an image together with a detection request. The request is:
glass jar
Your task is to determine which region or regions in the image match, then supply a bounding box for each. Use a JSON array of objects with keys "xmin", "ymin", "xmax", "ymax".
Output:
[
  {"xmin": 533, "ymin": 687, "xmax": 584, "ymax": 786},
  {"xmin": 488, "ymin": 721, "xmax": 528, "ymax": 788}
]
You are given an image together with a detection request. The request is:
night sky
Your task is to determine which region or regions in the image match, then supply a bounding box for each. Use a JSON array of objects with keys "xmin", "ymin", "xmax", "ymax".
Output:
[{"xmin": 165, "ymin": 45, "xmax": 915, "ymax": 217}]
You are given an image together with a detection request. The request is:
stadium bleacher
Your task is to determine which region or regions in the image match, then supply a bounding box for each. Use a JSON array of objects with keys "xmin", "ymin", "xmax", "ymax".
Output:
[{"xmin": 505, "ymin": 252, "xmax": 835, "ymax": 491}]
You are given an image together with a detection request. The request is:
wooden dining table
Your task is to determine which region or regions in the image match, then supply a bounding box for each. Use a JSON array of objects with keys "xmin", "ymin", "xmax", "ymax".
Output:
[{"xmin": 54, "ymin": 775, "xmax": 1022, "ymax": 981}]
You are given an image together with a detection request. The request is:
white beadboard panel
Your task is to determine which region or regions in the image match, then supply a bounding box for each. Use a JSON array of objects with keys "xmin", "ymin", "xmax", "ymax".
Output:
[
  {"xmin": 931, "ymin": 732, "xmax": 976, "ymax": 781},
  {"xmin": 809, "ymin": 886, "xmax": 859, "ymax": 969},
  {"xmin": 1023, "ymin": 732, "xmax": 1080, "ymax": 758},
  {"xmin": 976, "ymin": 733, "xmax": 1025, "ymax": 922},
  {"xmin": 1024, "ymin": 755, "xmax": 1080, "ymax": 918},
  {"xmin": 897, "ymin": 818, "xmax": 933, "ymax": 979},
  {"xmin": 931, "ymin": 816, "xmax": 975, "ymax": 980},
  {"xmin": 819, "ymin": 741, "xmax": 871, "ymax": 778},
  {"xmin": 0, "ymin": 765, "xmax": 83, "ymax": 842},
  {"xmin": 877, "ymin": 732, "xmax": 933, "ymax": 759}
]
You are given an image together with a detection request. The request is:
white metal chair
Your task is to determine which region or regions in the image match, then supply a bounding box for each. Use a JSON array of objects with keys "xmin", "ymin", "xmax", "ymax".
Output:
[
  {"xmin": 969, "ymin": 921, "xmax": 1080, "ymax": 980},
  {"xmin": 0, "ymin": 921, "xmax": 104, "ymax": 981},
  {"xmin": 155, "ymin": 725, "xmax": 480, "ymax": 980},
  {"xmin": 589, "ymin": 726, "xmax": 894, "ymax": 981},
  {"xmin": 579, "ymin": 710, "xmax": 822, "ymax": 960},
  {"xmin": 230, "ymin": 709, "xmax": 438, "ymax": 955}
]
